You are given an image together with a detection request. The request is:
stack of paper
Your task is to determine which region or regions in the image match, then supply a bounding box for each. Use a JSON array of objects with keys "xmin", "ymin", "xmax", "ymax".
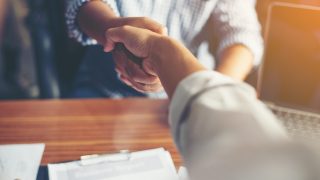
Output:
[
  {"xmin": 0, "ymin": 143, "xmax": 45, "ymax": 180},
  {"xmin": 48, "ymin": 148, "xmax": 179, "ymax": 180}
]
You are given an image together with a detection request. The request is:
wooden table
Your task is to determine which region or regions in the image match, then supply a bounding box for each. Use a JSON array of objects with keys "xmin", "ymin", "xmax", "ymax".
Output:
[{"xmin": 0, "ymin": 99, "xmax": 181, "ymax": 166}]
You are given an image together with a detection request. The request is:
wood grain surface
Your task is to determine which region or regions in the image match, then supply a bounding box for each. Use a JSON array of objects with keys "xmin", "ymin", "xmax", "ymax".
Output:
[{"xmin": 0, "ymin": 98, "xmax": 182, "ymax": 166}]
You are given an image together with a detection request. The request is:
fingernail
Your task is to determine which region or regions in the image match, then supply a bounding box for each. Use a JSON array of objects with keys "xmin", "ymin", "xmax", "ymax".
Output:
[
  {"xmin": 115, "ymin": 68, "xmax": 121, "ymax": 74},
  {"xmin": 104, "ymin": 46, "xmax": 109, "ymax": 52},
  {"xmin": 163, "ymin": 27, "xmax": 168, "ymax": 36}
]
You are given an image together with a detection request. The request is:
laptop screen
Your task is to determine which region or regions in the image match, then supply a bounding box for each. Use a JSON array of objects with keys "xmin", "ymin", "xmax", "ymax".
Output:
[{"xmin": 260, "ymin": 3, "xmax": 320, "ymax": 113}]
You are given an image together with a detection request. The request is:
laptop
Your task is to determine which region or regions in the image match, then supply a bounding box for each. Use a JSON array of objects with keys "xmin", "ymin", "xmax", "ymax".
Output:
[{"xmin": 258, "ymin": 2, "xmax": 320, "ymax": 139}]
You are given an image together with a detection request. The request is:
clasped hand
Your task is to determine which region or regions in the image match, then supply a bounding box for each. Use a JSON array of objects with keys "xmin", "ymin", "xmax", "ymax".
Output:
[{"xmin": 103, "ymin": 17, "xmax": 166, "ymax": 93}]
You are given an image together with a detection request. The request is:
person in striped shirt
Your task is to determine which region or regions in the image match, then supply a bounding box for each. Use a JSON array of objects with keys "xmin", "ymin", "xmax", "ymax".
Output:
[{"xmin": 66, "ymin": 0, "xmax": 263, "ymax": 98}]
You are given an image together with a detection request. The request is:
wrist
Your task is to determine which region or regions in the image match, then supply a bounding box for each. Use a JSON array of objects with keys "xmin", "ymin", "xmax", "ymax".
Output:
[
  {"xmin": 77, "ymin": 0, "xmax": 119, "ymax": 44},
  {"xmin": 149, "ymin": 36, "xmax": 176, "ymax": 75},
  {"xmin": 148, "ymin": 36, "xmax": 206, "ymax": 98},
  {"xmin": 216, "ymin": 45, "xmax": 254, "ymax": 80}
]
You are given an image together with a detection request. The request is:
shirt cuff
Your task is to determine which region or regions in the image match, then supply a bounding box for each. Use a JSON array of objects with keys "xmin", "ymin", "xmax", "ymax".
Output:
[{"xmin": 65, "ymin": 0, "xmax": 119, "ymax": 45}]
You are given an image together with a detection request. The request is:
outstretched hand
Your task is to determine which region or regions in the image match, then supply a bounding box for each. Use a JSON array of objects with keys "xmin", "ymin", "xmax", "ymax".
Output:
[{"xmin": 104, "ymin": 25, "xmax": 161, "ymax": 76}]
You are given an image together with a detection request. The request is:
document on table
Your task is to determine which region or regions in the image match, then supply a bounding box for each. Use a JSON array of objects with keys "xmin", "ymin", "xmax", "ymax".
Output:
[
  {"xmin": 48, "ymin": 148, "xmax": 179, "ymax": 180},
  {"xmin": 178, "ymin": 166, "xmax": 189, "ymax": 180},
  {"xmin": 0, "ymin": 143, "xmax": 45, "ymax": 180}
]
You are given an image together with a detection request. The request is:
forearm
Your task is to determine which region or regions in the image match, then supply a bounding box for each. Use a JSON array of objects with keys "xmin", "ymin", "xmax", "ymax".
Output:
[
  {"xmin": 77, "ymin": 0, "xmax": 118, "ymax": 45},
  {"xmin": 212, "ymin": 0, "xmax": 263, "ymax": 78},
  {"xmin": 151, "ymin": 37, "xmax": 206, "ymax": 98},
  {"xmin": 216, "ymin": 45, "xmax": 254, "ymax": 81}
]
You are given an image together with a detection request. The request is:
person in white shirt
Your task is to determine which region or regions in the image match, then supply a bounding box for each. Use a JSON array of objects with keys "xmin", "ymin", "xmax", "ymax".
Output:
[
  {"xmin": 66, "ymin": 0, "xmax": 263, "ymax": 98},
  {"xmin": 103, "ymin": 25, "xmax": 320, "ymax": 180}
]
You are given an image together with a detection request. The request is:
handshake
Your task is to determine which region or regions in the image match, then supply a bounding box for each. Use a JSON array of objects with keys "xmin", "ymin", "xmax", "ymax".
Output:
[
  {"xmin": 102, "ymin": 17, "xmax": 168, "ymax": 93},
  {"xmin": 102, "ymin": 17, "xmax": 205, "ymax": 97}
]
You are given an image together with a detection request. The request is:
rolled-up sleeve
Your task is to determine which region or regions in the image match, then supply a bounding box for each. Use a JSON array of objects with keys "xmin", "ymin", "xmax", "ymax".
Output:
[
  {"xmin": 168, "ymin": 72, "xmax": 318, "ymax": 180},
  {"xmin": 168, "ymin": 71, "xmax": 301, "ymax": 179},
  {"xmin": 169, "ymin": 71, "xmax": 287, "ymax": 158},
  {"xmin": 65, "ymin": 0, "xmax": 119, "ymax": 45},
  {"xmin": 212, "ymin": 0, "xmax": 264, "ymax": 66}
]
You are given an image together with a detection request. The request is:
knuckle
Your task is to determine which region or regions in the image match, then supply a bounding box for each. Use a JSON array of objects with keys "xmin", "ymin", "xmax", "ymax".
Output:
[
  {"xmin": 115, "ymin": 61, "xmax": 126, "ymax": 71},
  {"xmin": 132, "ymin": 74, "xmax": 151, "ymax": 83},
  {"xmin": 153, "ymin": 24, "xmax": 164, "ymax": 32},
  {"xmin": 131, "ymin": 76, "xmax": 140, "ymax": 82},
  {"xmin": 121, "ymin": 25, "xmax": 131, "ymax": 31},
  {"xmin": 142, "ymin": 84, "xmax": 160, "ymax": 92},
  {"xmin": 148, "ymin": 76, "xmax": 159, "ymax": 83},
  {"xmin": 132, "ymin": 76, "xmax": 146, "ymax": 82},
  {"xmin": 131, "ymin": 73, "xmax": 159, "ymax": 84},
  {"xmin": 140, "ymin": 17, "xmax": 149, "ymax": 23}
]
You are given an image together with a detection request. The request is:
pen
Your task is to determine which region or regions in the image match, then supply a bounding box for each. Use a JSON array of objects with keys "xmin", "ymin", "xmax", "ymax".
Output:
[{"xmin": 80, "ymin": 151, "xmax": 130, "ymax": 166}]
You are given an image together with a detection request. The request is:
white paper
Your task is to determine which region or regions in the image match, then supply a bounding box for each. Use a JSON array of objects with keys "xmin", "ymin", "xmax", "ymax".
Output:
[
  {"xmin": 178, "ymin": 166, "xmax": 189, "ymax": 180},
  {"xmin": 0, "ymin": 143, "xmax": 45, "ymax": 180},
  {"xmin": 48, "ymin": 148, "xmax": 178, "ymax": 180}
]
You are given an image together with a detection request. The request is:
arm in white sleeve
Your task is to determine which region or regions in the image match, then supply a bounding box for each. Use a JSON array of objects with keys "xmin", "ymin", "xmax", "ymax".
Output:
[
  {"xmin": 212, "ymin": 0, "xmax": 264, "ymax": 66},
  {"xmin": 65, "ymin": 0, "xmax": 119, "ymax": 45},
  {"xmin": 170, "ymin": 71, "xmax": 287, "ymax": 154},
  {"xmin": 169, "ymin": 71, "xmax": 319, "ymax": 180}
]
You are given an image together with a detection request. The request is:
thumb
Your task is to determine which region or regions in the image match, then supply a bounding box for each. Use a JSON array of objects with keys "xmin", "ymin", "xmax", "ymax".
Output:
[
  {"xmin": 104, "ymin": 26, "xmax": 156, "ymax": 58},
  {"xmin": 142, "ymin": 60, "xmax": 157, "ymax": 76}
]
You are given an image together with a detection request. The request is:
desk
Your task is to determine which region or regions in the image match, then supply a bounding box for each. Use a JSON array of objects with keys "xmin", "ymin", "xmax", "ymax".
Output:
[{"xmin": 0, "ymin": 99, "xmax": 181, "ymax": 166}]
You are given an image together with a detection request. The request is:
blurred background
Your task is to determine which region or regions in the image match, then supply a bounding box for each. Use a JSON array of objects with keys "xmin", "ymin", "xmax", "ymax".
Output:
[{"xmin": 0, "ymin": 0, "xmax": 318, "ymax": 100}]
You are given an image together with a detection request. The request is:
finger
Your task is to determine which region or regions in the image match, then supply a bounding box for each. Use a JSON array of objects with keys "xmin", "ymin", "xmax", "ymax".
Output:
[
  {"xmin": 142, "ymin": 59, "xmax": 157, "ymax": 76},
  {"xmin": 119, "ymin": 69, "xmax": 149, "ymax": 90},
  {"xmin": 104, "ymin": 25, "xmax": 157, "ymax": 57},
  {"xmin": 125, "ymin": 60, "xmax": 159, "ymax": 84},
  {"xmin": 115, "ymin": 68, "xmax": 121, "ymax": 75},
  {"xmin": 120, "ymin": 73, "xmax": 147, "ymax": 91},
  {"xmin": 113, "ymin": 50, "xmax": 128, "ymax": 75},
  {"xmin": 124, "ymin": 17, "xmax": 167, "ymax": 35},
  {"xmin": 114, "ymin": 50, "xmax": 157, "ymax": 85},
  {"xmin": 131, "ymin": 82, "xmax": 163, "ymax": 93},
  {"xmin": 136, "ymin": 82, "xmax": 164, "ymax": 92},
  {"xmin": 114, "ymin": 50, "xmax": 159, "ymax": 86},
  {"xmin": 120, "ymin": 72, "xmax": 162, "ymax": 92},
  {"xmin": 104, "ymin": 37, "xmax": 116, "ymax": 52},
  {"xmin": 142, "ymin": 82, "xmax": 164, "ymax": 92},
  {"xmin": 119, "ymin": 74, "xmax": 133, "ymax": 86}
]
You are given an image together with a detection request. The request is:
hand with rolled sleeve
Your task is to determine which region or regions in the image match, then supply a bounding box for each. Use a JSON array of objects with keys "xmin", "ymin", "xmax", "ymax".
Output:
[
  {"xmin": 104, "ymin": 25, "xmax": 320, "ymax": 180},
  {"xmin": 77, "ymin": 1, "xmax": 166, "ymax": 92}
]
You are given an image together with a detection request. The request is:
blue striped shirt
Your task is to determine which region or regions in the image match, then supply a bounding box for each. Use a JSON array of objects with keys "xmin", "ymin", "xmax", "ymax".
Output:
[{"xmin": 66, "ymin": 0, "xmax": 263, "ymax": 68}]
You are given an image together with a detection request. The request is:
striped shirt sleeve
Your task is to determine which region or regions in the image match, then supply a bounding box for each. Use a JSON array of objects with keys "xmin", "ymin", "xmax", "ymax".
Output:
[
  {"xmin": 212, "ymin": 0, "xmax": 264, "ymax": 66},
  {"xmin": 65, "ymin": 0, "xmax": 119, "ymax": 45}
]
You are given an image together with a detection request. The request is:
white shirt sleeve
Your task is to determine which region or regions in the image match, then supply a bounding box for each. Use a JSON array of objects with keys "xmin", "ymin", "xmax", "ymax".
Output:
[
  {"xmin": 212, "ymin": 0, "xmax": 264, "ymax": 66},
  {"xmin": 170, "ymin": 71, "xmax": 287, "ymax": 152},
  {"xmin": 168, "ymin": 71, "xmax": 318, "ymax": 180}
]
